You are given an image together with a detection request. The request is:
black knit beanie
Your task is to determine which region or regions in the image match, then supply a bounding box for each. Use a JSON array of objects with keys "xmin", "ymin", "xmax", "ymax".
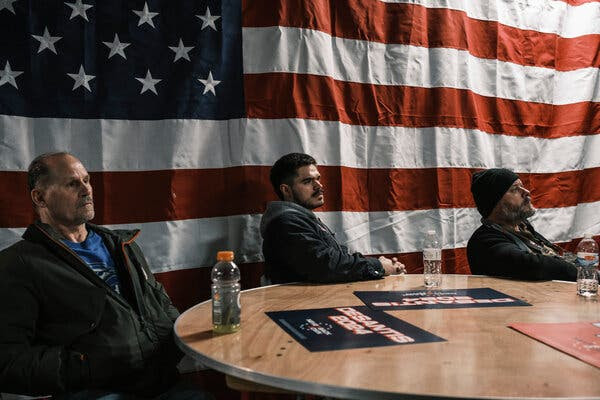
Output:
[{"xmin": 471, "ymin": 168, "xmax": 519, "ymax": 218}]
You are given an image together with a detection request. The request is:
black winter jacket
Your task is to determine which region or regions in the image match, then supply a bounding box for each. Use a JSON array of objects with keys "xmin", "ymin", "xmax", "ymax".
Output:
[
  {"xmin": 0, "ymin": 222, "xmax": 182, "ymax": 397},
  {"xmin": 467, "ymin": 220, "xmax": 577, "ymax": 281},
  {"xmin": 260, "ymin": 201, "xmax": 384, "ymax": 284}
]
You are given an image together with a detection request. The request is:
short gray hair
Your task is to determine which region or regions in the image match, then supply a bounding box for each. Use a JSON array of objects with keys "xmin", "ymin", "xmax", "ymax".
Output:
[{"xmin": 27, "ymin": 151, "xmax": 72, "ymax": 191}]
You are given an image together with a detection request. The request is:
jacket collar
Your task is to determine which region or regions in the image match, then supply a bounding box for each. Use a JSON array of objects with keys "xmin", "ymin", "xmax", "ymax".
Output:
[
  {"xmin": 481, "ymin": 218, "xmax": 530, "ymax": 252},
  {"xmin": 22, "ymin": 221, "xmax": 141, "ymax": 310},
  {"xmin": 260, "ymin": 201, "xmax": 317, "ymax": 236},
  {"xmin": 480, "ymin": 218, "xmax": 559, "ymax": 254},
  {"xmin": 23, "ymin": 221, "xmax": 139, "ymax": 244}
]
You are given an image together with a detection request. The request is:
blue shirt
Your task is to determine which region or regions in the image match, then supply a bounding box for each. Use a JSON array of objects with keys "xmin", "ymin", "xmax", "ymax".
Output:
[{"xmin": 63, "ymin": 230, "xmax": 121, "ymax": 293}]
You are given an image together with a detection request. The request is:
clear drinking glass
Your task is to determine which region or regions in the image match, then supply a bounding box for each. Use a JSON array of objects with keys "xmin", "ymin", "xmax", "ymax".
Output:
[{"xmin": 577, "ymin": 265, "xmax": 598, "ymax": 297}]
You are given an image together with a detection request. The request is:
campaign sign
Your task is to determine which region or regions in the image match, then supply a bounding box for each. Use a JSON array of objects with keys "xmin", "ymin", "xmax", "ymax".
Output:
[
  {"xmin": 266, "ymin": 305, "xmax": 445, "ymax": 352},
  {"xmin": 510, "ymin": 321, "xmax": 600, "ymax": 369},
  {"xmin": 354, "ymin": 288, "xmax": 531, "ymax": 311}
]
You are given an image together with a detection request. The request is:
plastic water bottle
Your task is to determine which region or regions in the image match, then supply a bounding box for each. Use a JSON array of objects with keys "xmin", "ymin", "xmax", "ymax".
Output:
[
  {"xmin": 575, "ymin": 234, "xmax": 599, "ymax": 297},
  {"xmin": 575, "ymin": 234, "xmax": 599, "ymax": 268},
  {"xmin": 211, "ymin": 251, "xmax": 241, "ymax": 333},
  {"xmin": 423, "ymin": 230, "xmax": 442, "ymax": 288}
]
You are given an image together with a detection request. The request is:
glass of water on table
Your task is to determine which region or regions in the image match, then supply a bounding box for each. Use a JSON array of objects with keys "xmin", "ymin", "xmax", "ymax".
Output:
[{"xmin": 577, "ymin": 265, "xmax": 598, "ymax": 297}]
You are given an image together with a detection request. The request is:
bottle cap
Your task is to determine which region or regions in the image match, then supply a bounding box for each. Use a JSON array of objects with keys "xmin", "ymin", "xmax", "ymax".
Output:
[
  {"xmin": 427, "ymin": 230, "xmax": 436, "ymax": 235},
  {"xmin": 217, "ymin": 251, "xmax": 234, "ymax": 261},
  {"xmin": 584, "ymin": 233, "xmax": 593, "ymax": 239}
]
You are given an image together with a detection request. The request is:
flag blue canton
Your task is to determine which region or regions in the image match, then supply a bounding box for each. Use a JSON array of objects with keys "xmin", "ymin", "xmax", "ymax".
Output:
[{"xmin": 0, "ymin": 0, "xmax": 244, "ymax": 119}]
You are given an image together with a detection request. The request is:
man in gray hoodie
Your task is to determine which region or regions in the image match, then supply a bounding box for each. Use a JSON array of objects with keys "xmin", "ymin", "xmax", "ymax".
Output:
[{"xmin": 260, "ymin": 153, "xmax": 405, "ymax": 284}]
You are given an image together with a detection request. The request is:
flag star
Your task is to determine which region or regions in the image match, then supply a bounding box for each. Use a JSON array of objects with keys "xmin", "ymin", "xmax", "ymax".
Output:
[
  {"xmin": 67, "ymin": 65, "xmax": 95, "ymax": 92},
  {"xmin": 132, "ymin": 2, "xmax": 158, "ymax": 28},
  {"xmin": 65, "ymin": 0, "xmax": 93, "ymax": 21},
  {"xmin": 135, "ymin": 69, "xmax": 161, "ymax": 95},
  {"xmin": 198, "ymin": 71, "xmax": 221, "ymax": 95},
  {"xmin": 0, "ymin": 0, "xmax": 18, "ymax": 14},
  {"xmin": 32, "ymin": 27, "xmax": 62, "ymax": 54},
  {"xmin": 196, "ymin": 7, "xmax": 220, "ymax": 31},
  {"xmin": 0, "ymin": 61, "xmax": 23, "ymax": 89},
  {"xmin": 168, "ymin": 39, "xmax": 193, "ymax": 62},
  {"xmin": 103, "ymin": 33, "xmax": 130, "ymax": 59}
]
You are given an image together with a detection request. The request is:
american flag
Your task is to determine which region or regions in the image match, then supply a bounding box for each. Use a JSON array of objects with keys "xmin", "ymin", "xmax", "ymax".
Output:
[{"xmin": 1, "ymin": 0, "xmax": 599, "ymax": 307}]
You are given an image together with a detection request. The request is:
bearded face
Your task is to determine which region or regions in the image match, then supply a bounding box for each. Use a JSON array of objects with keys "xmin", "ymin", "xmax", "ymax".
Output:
[
  {"xmin": 282, "ymin": 164, "xmax": 325, "ymax": 210},
  {"xmin": 495, "ymin": 179, "xmax": 536, "ymax": 224},
  {"xmin": 499, "ymin": 198, "xmax": 536, "ymax": 224}
]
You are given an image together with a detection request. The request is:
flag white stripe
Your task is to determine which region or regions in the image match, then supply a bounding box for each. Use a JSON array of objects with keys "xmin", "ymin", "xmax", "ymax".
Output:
[
  {"xmin": 2, "ymin": 201, "xmax": 598, "ymax": 271},
  {"xmin": 243, "ymin": 26, "xmax": 600, "ymax": 105},
  {"xmin": 2, "ymin": 116, "xmax": 599, "ymax": 173},
  {"xmin": 379, "ymin": 0, "xmax": 600, "ymax": 38},
  {"xmin": 322, "ymin": 201, "xmax": 600, "ymax": 255}
]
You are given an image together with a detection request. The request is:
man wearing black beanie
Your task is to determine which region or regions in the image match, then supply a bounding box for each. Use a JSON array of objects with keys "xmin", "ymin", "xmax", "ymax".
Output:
[{"xmin": 467, "ymin": 168, "xmax": 577, "ymax": 281}]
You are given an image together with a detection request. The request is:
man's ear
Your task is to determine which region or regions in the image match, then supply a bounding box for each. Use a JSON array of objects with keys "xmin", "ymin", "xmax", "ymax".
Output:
[
  {"xmin": 31, "ymin": 188, "xmax": 46, "ymax": 209},
  {"xmin": 280, "ymin": 183, "xmax": 292, "ymax": 201}
]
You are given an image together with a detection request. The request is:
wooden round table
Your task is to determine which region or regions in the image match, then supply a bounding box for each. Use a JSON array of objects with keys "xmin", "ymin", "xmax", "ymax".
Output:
[{"xmin": 174, "ymin": 274, "xmax": 600, "ymax": 399}]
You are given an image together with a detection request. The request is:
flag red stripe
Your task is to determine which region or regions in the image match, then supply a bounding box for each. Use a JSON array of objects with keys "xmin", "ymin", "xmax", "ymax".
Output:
[
  {"xmin": 2, "ymin": 167, "xmax": 600, "ymax": 227},
  {"xmin": 244, "ymin": 73, "xmax": 600, "ymax": 138},
  {"xmin": 551, "ymin": 0, "xmax": 600, "ymax": 5},
  {"xmin": 156, "ymin": 248, "xmax": 471, "ymax": 311},
  {"xmin": 243, "ymin": 0, "xmax": 600, "ymax": 71}
]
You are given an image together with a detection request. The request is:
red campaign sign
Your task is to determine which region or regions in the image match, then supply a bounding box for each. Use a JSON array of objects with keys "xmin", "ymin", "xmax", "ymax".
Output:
[{"xmin": 510, "ymin": 322, "xmax": 600, "ymax": 369}]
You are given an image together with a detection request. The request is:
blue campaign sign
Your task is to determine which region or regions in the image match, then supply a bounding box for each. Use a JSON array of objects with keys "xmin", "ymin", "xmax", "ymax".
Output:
[
  {"xmin": 354, "ymin": 288, "xmax": 531, "ymax": 311},
  {"xmin": 266, "ymin": 306, "xmax": 445, "ymax": 352}
]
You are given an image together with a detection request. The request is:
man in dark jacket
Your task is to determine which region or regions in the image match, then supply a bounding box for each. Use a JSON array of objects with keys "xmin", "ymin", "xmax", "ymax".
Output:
[
  {"xmin": 467, "ymin": 168, "xmax": 576, "ymax": 281},
  {"xmin": 260, "ymin": 153, "xmax": 405, "ymax": 284},
  {"xmin": 0, "ymin": 152, "xmax": 209, "ymax": 399}
]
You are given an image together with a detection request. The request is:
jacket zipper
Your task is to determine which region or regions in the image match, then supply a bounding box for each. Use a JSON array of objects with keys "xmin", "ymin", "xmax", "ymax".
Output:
[{"xmin": 120, "ymin": 231, "xmax": 149, "ymax": 319}]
